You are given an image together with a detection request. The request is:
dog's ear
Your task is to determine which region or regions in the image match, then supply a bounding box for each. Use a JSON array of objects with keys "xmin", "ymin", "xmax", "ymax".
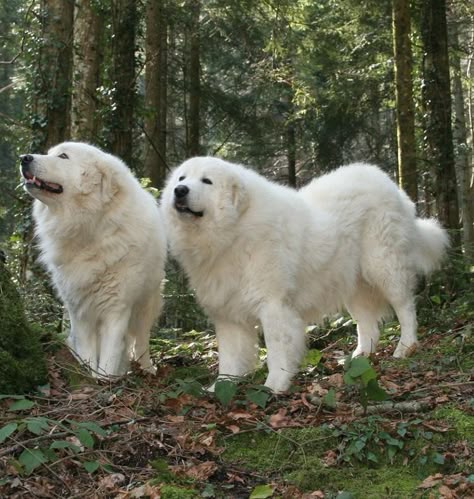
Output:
[
  {"xmin": 95, "ymin": 157, "xmax": 121, "ymax": 202},
  {"xmin": 231, "ymin": 177, "xmax": 249, "ymax": 214}
]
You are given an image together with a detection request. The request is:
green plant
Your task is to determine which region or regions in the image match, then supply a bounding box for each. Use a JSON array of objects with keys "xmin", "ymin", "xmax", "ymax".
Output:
[
  {"xmin": 343, "ymin": 356, "xmax": 388, "ymax": 412},
  {"xmin": 0, "ymin": 396, "xmax": 109, "ymax": 475}
]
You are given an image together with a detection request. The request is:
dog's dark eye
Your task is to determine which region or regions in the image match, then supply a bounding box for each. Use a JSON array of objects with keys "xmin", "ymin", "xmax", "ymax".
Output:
[
  {"xmin": 58, "ymin": 153, "xmax": 69, "ymax": 159},
  {"xmin": 179, "ymin": 175, "xmax": 186, "ymax": 181},
  {"xmin": 202, "ymin": 178, "xmax": 212, "ymax": 185}
]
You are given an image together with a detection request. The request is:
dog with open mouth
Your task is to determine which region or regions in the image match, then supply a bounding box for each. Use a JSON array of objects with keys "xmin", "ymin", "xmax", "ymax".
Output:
[{"xmin": 20, "ymin": 142, "xmax": 167, "ymax": 378}]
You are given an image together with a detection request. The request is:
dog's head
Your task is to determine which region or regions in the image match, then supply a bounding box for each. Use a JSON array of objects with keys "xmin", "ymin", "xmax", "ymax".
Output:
[
  {"xmin": 162, "ymin": 157, "xmax": 249, "ymax": 228},
  {"xmin": 19, "ymin": 142, "xmax": 121, "ymax": 208}
]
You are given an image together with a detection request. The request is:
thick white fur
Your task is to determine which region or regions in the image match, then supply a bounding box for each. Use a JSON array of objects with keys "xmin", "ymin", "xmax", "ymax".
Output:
[
  {"xmin": 24, "ymin": 142, "xmax": 166, "ymax": 377},
  {"xmin": 162, "ymin": 158, "xmax": 449, "ymax": 392}
]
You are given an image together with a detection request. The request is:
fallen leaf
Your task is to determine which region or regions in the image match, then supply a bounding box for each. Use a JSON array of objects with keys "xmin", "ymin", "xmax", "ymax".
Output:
[
  {"xmin": 226, "ymin": 424, "xmax": 240, "ymax": 434},
  {"xmin": 99, "ymin": 473, "xmax": 126, "ymax": 490},
  {"xmin": 418, "ymin": 473, "xmax": 443, "ymax": 489},
  {"xmin": 438, "ymin": 485, "xmax": 456, "ymax": 498}
]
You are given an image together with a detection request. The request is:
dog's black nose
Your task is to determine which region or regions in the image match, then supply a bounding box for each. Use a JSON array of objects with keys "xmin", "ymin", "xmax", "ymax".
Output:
[
  {"xmin": 20, "ymin": 154, "xmax": 34, "ymax": 166},
  {"xmin": 174, "ymin": 185, "xmax": 189, "ymax": 199}
]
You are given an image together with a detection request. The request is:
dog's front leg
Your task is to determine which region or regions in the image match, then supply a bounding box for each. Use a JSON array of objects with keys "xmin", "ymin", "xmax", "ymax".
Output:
[
  {"xmin": 97, "ymin": 310, "xmax": 131, "ymax": 377},
  {"xmin": 259, "ymin": 302, "xmax": 306, "ymax": 393},
  {"xmin": 208, "ymin": 320, "xmax": 259, "ymax": 391}
]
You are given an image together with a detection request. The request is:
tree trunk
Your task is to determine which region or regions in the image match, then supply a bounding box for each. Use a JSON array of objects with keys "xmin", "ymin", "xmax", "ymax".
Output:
[
  {"xmin": 144, "ymin": 0, "xmax": 168, "ymax": 188},
  {"xmin": 33, "ymin": 0, "xmax": 74, "ymax": 152},
  {"xmin": 71, "ymin": 0, "xmax": 103, "ymax": 143},
  {"xmin": 392, "ymin": 0, "xmax": 417, "ymax": 202},
  {"xmin": 420, "ymin": 0, "xmax": 460, "ymax": 246},
  {"xmin": 109, "ymin": 0, "xmax": 137, "ymax": 165},
  {"xmin": 188, "ymin": 0, "xmax": 201, "ymax": 157},
  {"xmin": 449, "ymin": 20, "xmax": 474, "ymax": 261}
]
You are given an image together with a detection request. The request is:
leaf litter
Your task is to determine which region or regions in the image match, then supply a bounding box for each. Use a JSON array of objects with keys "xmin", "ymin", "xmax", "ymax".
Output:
[{"xmin": 0, "ymin": 328, "xmax": 472, "ymax": 498}]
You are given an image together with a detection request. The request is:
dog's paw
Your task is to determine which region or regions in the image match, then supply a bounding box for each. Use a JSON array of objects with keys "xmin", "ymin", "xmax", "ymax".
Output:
[{"xmin": 393, "ymin": 341, "xmax": 418, "ymax": 358}]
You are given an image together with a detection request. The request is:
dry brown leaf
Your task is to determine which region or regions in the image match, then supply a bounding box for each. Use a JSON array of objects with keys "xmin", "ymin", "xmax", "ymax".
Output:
[
  {"xmin": 226, "ymin": 424, "xmax": 240, "ymax": 434},
  {"xmin": 99, "ymin": 473, "xmax": 126, "ymax": 490},
  {"xmin": 438, "ymin": 485, "xmax": 456, "ymax": 498},
  {"xmin": 418, "ymin": 473, "xmax": 443, "ymax": 489}
]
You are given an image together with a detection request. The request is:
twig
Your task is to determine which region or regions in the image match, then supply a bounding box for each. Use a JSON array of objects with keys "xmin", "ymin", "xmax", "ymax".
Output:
[
  {"xmin": 353, "ymin": 399, "xmax": 433, "ymax": 416},
  {"xmin": 408, "ymin": 381, "xmax": 474, "ymax": 395}
]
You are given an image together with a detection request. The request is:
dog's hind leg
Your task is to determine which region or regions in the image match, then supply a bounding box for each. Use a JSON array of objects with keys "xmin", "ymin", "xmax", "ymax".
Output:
[
  {"xmin": 259, "ymin": 302, "xmax": 306, "ymax": 393},
  {"xmin": 389, "ymin": 295, "xmax": 418, "ymax": 358},
  {"xmin": 130, "ymin": 293, "xmax": 162, "ymax": 374},
  {"xmin": 346, "ymin": 281, "xmax": 386, "ymax": 357}
]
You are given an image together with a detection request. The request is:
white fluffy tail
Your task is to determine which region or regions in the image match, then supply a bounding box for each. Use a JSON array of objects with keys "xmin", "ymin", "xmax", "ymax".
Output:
[{"xmin": 414, "ymin": 218, "xmax": 449, "ymax": 274}]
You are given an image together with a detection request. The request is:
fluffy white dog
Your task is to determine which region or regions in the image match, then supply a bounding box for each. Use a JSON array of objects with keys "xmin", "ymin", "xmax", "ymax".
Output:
[
  {"xmin": 162, "ymin": 157, "xmax": 448, "ymax": 392},
  {"xmin": 20, "ymin": 142, "xmax": 166, "ymax": 378}
]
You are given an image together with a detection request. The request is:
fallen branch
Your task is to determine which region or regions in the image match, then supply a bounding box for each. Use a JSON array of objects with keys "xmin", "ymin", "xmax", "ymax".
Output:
[{"xmin": 354, "ymin": 399, "xmax": 433, "ymax": 416}]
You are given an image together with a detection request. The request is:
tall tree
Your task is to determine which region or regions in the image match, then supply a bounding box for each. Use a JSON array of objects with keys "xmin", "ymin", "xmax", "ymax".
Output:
[
  {"xmin": 33, "ymin": 0, "xmax": 74, "ymax": 151},
  {"xmin": 71, "ymin": 0, "xmax": 103, "ymax": 142},
  {"xmin": 420, "ymin": 0, "xmax": 460, "ymax": 245},
  {"xmin": 392, "ymin": 0, "xmax": 417, "ymax": 202},
  {"xmin": 109, "ymin": 0, "xmax": 137, "ymax": 165},
  {"xmin": 449, "ymin": 18, "xmax": 474, "ymax": 261},
  {"xmin": 144, "ymin": 0, "xmax": 168, "ymax": 187},
  {"xmin": 187, "ymin": 0, "xmax": 201, "ymax": 156}
]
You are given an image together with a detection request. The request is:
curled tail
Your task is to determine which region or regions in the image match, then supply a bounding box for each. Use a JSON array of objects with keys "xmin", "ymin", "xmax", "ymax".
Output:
[{"xmin": 414, "ymin": 218, "xmax": 449, "ymax": 274}]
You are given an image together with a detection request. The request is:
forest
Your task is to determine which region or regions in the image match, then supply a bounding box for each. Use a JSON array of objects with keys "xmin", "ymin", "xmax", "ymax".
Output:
[{"xmin": 0, "ymin": 0, "xmax": 473, "ymax": 497}]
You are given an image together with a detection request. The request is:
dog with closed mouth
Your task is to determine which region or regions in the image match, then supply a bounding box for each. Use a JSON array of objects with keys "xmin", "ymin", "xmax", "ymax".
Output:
[{"xmin": 162, "ymin": 157, "xmax": 449, "ymax": 393}]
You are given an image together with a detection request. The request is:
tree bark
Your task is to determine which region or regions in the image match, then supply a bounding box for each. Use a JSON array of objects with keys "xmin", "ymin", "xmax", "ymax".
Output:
[
  {"xmin": 144, "ymin": 0, "xmax": 168, "ymax": 188},
  {"xmin": 33, "ymin": 0, "xmax": 74, "ymax": 152},
  {"xmin": 188, "ymin": 0, "xmax": 201, "ymax": 157},
  {"xmin": 392, "ymin": 0, "xmax": 417, "ymax": 202},
  {"xmin": 71, "ymin": 0, "xmax": 103, "ymax": 142},
  {"xmin": 109, "ymin": 0, "xmax": 137, "ymax": 165},
  {"xmin": 420, "ymin": 0, "xmax": 460, "ymax": 246},
  {"xmin": 449, "ymin": 20, "xmax": 474, "ymax": 261}
]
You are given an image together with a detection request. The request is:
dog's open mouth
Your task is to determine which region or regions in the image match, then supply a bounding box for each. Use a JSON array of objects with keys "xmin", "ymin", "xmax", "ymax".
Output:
[
  {"xmin": 174, "ymin": 201, "xmax": 203, "ymax": 217},
  {"xmin": 22, "ymin": 170, "xmax": 63, "ymax": 194}
]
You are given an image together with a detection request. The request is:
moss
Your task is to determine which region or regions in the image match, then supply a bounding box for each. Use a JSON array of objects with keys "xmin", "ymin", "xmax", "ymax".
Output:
[
  {"xmin": 432, "ymin": 405, "xmax": 474, "ymax": 441},
  {"xmin": 221, "ymin": 423, "xmax": 454, "ymax": 497},
  {"xmin": 0, "ymin": 264, "xmax": 47, "ymax": 394},
  {"xmin": 160, "ymin": 484, "xmax": 198, "ymax": 499}
]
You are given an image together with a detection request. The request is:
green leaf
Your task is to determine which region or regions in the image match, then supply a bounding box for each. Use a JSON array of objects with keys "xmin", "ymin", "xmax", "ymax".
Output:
[
  {"xmin": 214, "ymin": 380, "xmax": 238, "ymax": 406},
  {"xmin": 75, "ymin": 428, "xmax": 94, "ymax": 449},
  {"xmin": 245, "ymin": 388, "xmax": 271, "ymax": 409},
  {"xmin": 346, "ymin": 357, "xmax": 372, "ymax": 378},
  {"xmin": 76, "ymin": 421, "xmax": 107, "ymax": 437},
  {"xmin": 360, "ymin": 366, "xmax": 377, "ymax": 385},
  {"xmin": 0, "ymin": 423, "xmax": 18, "ymax": 443},
  {"xmin": 19, "ymin": 448, "xmax": 48, "ymax": 474},
  {"xmin": 366, "ymin": 379, "xmax": 388, "ymax": 401},
  {"xmin": 26, "ymin": 418, "xmax": 49, "ymax": 436},
  {"xmin": 249, "ymin": 484, "xmax": 274, "ymax": 499},
  {"xmin": 83, "ymin": 460, "xmax": 100, "ymax": 474},
  {"xmin": 201, "ymin": 483, "xmax": 216, "ymax": 497},
  {"xmin": 336, "ymin": 493, "xmax": 354, "ymax": 499},
  {"xmin": 433, "ymin": 453, "xmax": 445, "ymax": 465},
  {"xmin": 301, "ymin": 349, "xmax": 322, "ymax": 367},
  {"xmin": 8, "ymin": 399, "xmax": 35, "ymax": 412},
  {"xmin": 367, "ymin": 451, "xmax": 378, "ymax": 463},
  {"xmin": 322, "ymin": 388, "xmax": 337, "ymax": 408},
  {"xmin": 50, "ymin": 440, "xmax": 81, "ymax": 454}
]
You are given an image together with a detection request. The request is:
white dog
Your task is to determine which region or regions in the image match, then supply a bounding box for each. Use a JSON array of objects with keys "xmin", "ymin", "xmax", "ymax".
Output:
[
  {"xmin": 20, "ymin": 142, "xmax": 166, "ymax": 378},
  {"xmin": 162, "ymin": 157, "xmax": 449, "ymax": 393}
]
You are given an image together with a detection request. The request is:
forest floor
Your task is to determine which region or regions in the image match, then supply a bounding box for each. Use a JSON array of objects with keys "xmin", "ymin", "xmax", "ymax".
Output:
[{"xmin": 0, "ymin": 310, "xmax": 473, "ymax": 498}]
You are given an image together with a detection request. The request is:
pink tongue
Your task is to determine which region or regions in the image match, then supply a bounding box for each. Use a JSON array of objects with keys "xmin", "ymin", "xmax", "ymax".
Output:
[{"xmin": 34, "ymin": 178, "xmax": 41, "ymax": 187}]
